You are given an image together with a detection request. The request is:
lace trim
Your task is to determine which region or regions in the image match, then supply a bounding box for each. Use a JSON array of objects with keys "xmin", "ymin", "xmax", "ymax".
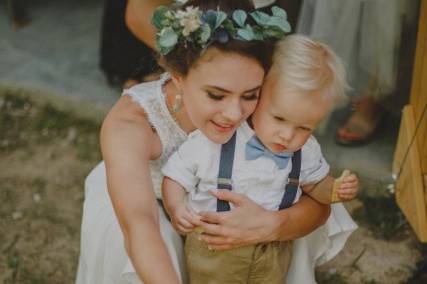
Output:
[{"xmin": 122, "ymin": 73, "xmax": 187, "ymax": 164}]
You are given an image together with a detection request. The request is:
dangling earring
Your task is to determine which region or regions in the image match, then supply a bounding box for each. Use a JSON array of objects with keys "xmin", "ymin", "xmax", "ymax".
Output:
[{"xmin": 173, "ymin": 90, "xmax": 183, "ymax": 113}]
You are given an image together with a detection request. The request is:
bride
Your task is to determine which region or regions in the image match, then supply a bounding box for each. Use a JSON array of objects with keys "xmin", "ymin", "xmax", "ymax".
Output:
[{"xmin": 76, "ymin": 1, "xmax": 356, "ymax": 283}]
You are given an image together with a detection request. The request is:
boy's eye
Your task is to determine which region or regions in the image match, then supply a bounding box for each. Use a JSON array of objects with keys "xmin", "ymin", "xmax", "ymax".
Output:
[
  {"xmin": 242, "ymin": 92, "xmax": 259, "ymax": 101},
  {"xmin": 299, "ymin": 126, "xmax": 312, "ymax": 131},
  {"xmin": 207, "ymin": 92, "xmax": 224, "ymax": 101}
]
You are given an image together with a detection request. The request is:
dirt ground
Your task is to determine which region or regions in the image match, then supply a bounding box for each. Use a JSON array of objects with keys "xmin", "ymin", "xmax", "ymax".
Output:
[{"xmin": 0, "ymin": 88, "xmax": 425, "ymax": 284}]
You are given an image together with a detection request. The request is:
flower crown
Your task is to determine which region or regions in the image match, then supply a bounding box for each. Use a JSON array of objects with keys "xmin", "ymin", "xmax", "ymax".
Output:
[{"xmin": 152, "ymin": 4, "xmax": 291, "ymax": 55}]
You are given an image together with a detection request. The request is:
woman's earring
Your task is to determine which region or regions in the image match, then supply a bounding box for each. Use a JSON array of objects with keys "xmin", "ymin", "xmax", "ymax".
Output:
[{"xmin": 173, "ymin": 90, "xmax": 183, "ymax": 113}]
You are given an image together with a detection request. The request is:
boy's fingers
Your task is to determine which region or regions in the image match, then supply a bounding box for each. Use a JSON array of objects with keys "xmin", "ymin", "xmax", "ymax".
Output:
[
  {"xmin": 186, "ymin": 207, "xmax": 202, "ymax": 225},
  {"xmin": 339, "ymin": 183, "xmax": 358, "ymax": 190},
  {"xmin": 176, "ymin": 225, "xmax": 193, "ymax": 234},
  {"xmin": 338, "ymin": 192, "xmax": 356, "ymax": 199},
  {"xmin": 342, "ymin": 174, "xmax": 357, "ymax": 182},
  {"xmin": 178, "ymin": 218, "xmax": 195, "ymax": 229}
]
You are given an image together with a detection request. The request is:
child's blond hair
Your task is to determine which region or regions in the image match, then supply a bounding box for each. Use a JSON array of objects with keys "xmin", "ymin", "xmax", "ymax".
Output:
[{"xmin": 267, "ymin": 34, "xmax": 349, "ymax": 104}]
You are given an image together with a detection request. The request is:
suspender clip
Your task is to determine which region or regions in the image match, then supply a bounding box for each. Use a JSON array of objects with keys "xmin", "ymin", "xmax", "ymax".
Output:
[
  {"xmin": 217, "ymin": 178, "xmax": 232, "ymax": 186},
  {"xmin": 287, "ymin": 177, "xmax": 299, "ymax": 187}
]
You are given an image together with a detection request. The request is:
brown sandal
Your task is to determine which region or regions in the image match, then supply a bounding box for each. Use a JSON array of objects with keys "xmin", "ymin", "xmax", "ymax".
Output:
[{"xmin": 335, "ymin": 96, "xmax": 384, "ymax": 146}]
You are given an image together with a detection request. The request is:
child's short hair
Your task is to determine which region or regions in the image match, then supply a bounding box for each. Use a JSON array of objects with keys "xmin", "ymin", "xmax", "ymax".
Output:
[{"xmin": 268, "ymin": 34, "xmax": 349, "ymax": 104}]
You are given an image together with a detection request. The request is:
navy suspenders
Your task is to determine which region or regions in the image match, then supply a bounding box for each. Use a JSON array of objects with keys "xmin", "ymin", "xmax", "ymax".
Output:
[
  {"xmin": 216, "ymin": 132, "xmax": 237, "ymax": 212},
  {"xmin": 216, "ymin": 133, "xmax": 301, "ymax": 211},
  {"xmin": 278, "ymin": 150, "xmax": 301, "ymax": 210}
]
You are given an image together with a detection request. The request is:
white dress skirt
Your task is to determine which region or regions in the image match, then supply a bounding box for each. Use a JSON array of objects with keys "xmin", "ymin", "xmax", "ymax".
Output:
[{"xmin": 76, "ymin": 75, "xmax": 357, "ymax": 284}]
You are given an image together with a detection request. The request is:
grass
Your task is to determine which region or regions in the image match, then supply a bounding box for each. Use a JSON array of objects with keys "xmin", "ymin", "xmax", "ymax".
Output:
[
  {"xmin": 352, "ymin": 185, "xmax": 407, "ymax": 240},
  {"xmin": 0, "ymin": 90, "xmax": 100, "ymax": 161},
  {"xmin": 0, "ymin": 88, "xmax": 102, "ymax": 284}
]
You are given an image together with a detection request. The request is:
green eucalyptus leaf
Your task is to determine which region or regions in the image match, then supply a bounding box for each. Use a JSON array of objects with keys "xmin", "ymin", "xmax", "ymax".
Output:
[
  {"xmin": 237, "ymin": 26, "xmax": 255, "ymax": 40},
  {"xmin": 158, "ymin": 27, "xmax": 178, "ymax": 48},
  {"xmin": 250, "ymin": 11, "xmax": 270, "ymax": 26},
  {"xmin": 160, "ymin": 45, "xmax": 174, "ymax": 55},
  {"xmin": 267, "ymin": 17, "xmax": 291, "ymax": 33},
  {"xmin": 152, "ymin": 6, "xmax": 169, "ymax": 30},
  {"xmin": 233, "ymin": 10, "xmax": 247, "ymax": 27},
  {"xmin": 263, "ymin": 28, "xmax": 284, "ymax": 39},
  {"xmin": 199, "ymin": 24, "xmax": 211, "ymax": 43},
  {"xmin": 251, "ymin": 26, "xmax": 264, "ymax": 40},
  {"xmin": 271, "ymin": 6, "xmax": 287, "ymax": 19},
  {"xmin": 215, "ymin": 11, "xmax": 227, "ymax": 28}
]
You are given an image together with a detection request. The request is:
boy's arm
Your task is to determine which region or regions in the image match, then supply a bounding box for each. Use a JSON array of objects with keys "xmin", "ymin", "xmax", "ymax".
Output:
[
  {"xmin": 162, "ymin": 177, "xmax": 187, "ymax": 216},
  {"xmin": 302, "ymin": 171, "xmax": 359, "ymax": 204},
  {"xmin": 162, "ymin": 176, "xmax": 201, "ymax": 234},
  {"xmin": 301, "ymin": 175, "xmax": 334, "ymax": 204}
]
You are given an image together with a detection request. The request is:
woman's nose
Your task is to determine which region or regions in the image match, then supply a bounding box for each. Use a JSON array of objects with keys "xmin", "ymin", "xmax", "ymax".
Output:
[{"xmin": 222, "ymin": 100, "xmax": 243, "ymax": 122}]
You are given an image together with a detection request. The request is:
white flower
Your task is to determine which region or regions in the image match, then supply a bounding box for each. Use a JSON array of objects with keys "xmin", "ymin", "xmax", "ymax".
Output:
[
  {"xmin": 181, "ymin": 17, "xmax": 201, "ymax": 36},
  {"xmin": 177, "ymin": 6, "xmax": 201, "ymax": 36},
  {"xmin": 175, "ymin": 0, "xmax": 189, "ymax": 4}
]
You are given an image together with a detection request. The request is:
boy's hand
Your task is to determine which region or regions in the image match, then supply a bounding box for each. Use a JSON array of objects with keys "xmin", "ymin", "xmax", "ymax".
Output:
[
  {"xmin": 337, "ymin": 173, "xmax": 359, "ymax": 201},
  {"xmin": 169, "ymin": 202, "xmax": 201, "ymax": 235}
]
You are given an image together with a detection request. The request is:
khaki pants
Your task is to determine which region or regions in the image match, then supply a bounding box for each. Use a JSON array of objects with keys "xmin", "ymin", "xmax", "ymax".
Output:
[{"xmin": 185, "ymin": 232, "xmax": 292, "ymax": 284}]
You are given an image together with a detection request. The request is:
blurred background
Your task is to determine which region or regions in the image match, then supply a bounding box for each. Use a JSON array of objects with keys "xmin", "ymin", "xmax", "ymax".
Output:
[{"xmin": 0, "ymin": 0, "xmax": 426, "ymax": 283}]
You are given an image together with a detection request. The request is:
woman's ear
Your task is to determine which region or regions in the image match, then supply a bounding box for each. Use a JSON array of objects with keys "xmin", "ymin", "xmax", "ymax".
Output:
[{"xmin": 170, "ymin": 72, "xmax": 184, "ymax": 90}]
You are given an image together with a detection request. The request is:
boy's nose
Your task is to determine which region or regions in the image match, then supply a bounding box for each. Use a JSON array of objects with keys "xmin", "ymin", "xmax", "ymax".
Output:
[{"xmin": 279, "ymin": 127, "xmax": 294, "ymax": 142}]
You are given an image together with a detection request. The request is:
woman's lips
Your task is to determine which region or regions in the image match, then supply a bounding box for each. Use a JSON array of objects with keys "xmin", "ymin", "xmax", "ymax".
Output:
[{"xmin": 211, "ymin": 120, "xmax": 234, "ymax": 133}]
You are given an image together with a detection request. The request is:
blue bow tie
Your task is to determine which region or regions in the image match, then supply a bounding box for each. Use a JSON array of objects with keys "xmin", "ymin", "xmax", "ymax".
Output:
[{"xmin": 245, "ymin": 136, "xmax": 293, "ymax": 169}]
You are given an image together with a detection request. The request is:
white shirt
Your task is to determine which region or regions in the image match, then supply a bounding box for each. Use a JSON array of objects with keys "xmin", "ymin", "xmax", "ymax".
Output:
[{"xmin": 162, "ymin": 122, "xmax": 329, "ymax": 213}]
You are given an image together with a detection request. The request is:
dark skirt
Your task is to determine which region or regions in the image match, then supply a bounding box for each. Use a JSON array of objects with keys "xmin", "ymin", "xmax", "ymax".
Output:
[{"xmin": 99, "ymin": 0, "xmax": 160, "ymax": 86}]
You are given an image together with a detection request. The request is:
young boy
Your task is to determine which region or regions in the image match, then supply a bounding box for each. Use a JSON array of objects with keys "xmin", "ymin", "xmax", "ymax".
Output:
[{"xmin": 161, "ymin": 34, "xmax": 358, "ymax": 284}]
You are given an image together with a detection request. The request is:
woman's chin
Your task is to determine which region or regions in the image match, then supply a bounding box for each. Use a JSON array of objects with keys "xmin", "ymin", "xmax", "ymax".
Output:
[{"xmin": 204, "ymin": 130, "xmax": 235, "ymax": 144}]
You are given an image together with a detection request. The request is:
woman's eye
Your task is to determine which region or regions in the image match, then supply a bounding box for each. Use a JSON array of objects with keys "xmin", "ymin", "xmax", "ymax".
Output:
[
  {"xmin": 274, "ymin": 116, "xmax": 284, "ymax": 121},
  {"xmin": 207, "ymin": 92, "xmax": 224, "ymax": 101},
  {"xmin": 242, "ymin": 93, "xmax": 259, "ymax": 101},
  {"xmin": 299, "ymin": 126, "xmax": 311, "ymax": 131}
]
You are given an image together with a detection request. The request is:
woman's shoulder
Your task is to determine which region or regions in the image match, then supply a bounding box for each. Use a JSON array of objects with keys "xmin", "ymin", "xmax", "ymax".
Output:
[
  {"xmin": 122, "ymin": 79, "xmax": 162, "ymax": 105},
  {"xmin": 101, "ymin": 95, "xmax": 162, "ymax": 161}
]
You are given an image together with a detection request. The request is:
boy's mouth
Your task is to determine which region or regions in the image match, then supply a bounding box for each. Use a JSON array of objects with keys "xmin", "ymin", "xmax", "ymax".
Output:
[{"xmin": 272, "ymin": 143, "xmax": 287, "ymax": 152}]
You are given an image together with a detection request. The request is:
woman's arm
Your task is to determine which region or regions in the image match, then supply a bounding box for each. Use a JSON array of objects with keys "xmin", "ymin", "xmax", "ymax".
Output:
[
  {"xmin": 101, "ymin": 95, "xmax": 180, "ymax": 283},
  {"xmin": 125, "ymin": 0, "xmax": 171, "ymax": 49},
  {"xmin": 199, "ymin": 190, "xmax": 330, "ymax": 250}
]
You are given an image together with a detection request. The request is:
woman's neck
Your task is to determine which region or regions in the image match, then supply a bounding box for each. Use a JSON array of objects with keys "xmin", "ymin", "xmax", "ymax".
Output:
[{"xmin": 163, "ymin": 81, "xmax": 196, "ymax": 134}]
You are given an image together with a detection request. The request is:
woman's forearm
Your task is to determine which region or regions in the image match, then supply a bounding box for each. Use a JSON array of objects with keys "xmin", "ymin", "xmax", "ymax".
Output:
[
  {"xmin": 271, "ymin": 195, "xmax": 331, "ymax": 241},
  {"xmin": 126, "ymin": 218, "xmax": 181, "ymax": 284}
]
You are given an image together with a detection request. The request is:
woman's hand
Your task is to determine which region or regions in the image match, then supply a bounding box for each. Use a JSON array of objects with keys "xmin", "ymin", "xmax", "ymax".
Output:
[
  {"xmin": 199, "ymin": 190, "xmax": 280, "ymax": 250},
  {"xmin": 198, "ymin": 190, "xmax": 331, "ymax": 251}
]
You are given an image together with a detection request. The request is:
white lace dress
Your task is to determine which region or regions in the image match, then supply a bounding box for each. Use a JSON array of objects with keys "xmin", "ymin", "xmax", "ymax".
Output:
[{"xmin": 76, "ymin": 73, "xmax": 357, "ymax": 284}]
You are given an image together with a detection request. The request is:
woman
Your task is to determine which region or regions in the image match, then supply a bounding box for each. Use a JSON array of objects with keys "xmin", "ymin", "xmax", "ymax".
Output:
[{"xmin": 77, "ymin": 1, "xmax": 354, "ymax": 283}]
